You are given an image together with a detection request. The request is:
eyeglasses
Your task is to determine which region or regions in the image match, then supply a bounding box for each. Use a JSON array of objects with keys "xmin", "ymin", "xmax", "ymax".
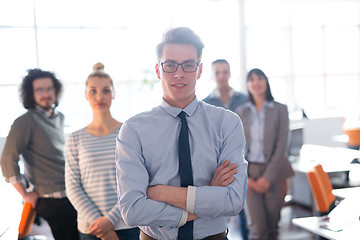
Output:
[
  {"xmin": 161, "ymin": 61, "xmax": 200, "ymax": 73},
  {"xmin": 34, "ymin": 87, "xmax": 54, "ymax": 95}
]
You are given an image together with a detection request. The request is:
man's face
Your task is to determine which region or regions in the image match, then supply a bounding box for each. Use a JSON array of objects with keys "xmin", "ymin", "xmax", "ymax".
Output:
[
  {"xmin": 213, "ymin": 62, "xmax": 230, "ymax": 89},
  {"xmin": 156, "ymin": 44, "xmax": 202, "ymax": 109},
  {"xmin": 32, "ymin": 77, "xmax": 56, "ymax": 111}
]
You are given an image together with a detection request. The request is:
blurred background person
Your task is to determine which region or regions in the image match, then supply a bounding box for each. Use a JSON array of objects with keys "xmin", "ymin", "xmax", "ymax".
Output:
[
  {"xmin": 203, "ymin": 59, "xmax": 247, "ymax": 112},
  {"xmin": 236, "ymin": 68, "xmax": 293, "ymax": 240},
  {"xmin": 1, "ymin": 68, "xmax": 79, "ymax": 240},
  {"xmin": 65, "ymin": 63, "xmax": 139, "ymax": 240},
  {"xmin": 203, "ymin": 59, "xmax": 249, "ymax": 240}
]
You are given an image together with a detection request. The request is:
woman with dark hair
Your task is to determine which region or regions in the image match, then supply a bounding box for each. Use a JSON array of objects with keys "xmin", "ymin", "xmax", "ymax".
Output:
[
  {"xmin": 236, "ymin": 68, "xmax": 294, "ymax": 240},
  {"xmin": 65, "ymin": 63, "xmax": 139, "ymax": 240}
]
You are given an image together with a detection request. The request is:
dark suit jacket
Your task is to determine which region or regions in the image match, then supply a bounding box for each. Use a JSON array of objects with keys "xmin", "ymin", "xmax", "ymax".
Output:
[{"xmin": 236, "ymin": 101, "xmax": 294, "ymax": 183}]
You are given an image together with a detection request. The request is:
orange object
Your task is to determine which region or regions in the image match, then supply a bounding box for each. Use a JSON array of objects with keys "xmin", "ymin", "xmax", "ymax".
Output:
[
  {"xmin": 18, "ymin": 201, "xmax": 36, "ymax": 239},
  {"xmin": 306, "ymin": 164, "xmax": 336, "ymax": 214},
  {"xmin": 343, "ymin": 128, "xmax": 360, "ymax": 146}
]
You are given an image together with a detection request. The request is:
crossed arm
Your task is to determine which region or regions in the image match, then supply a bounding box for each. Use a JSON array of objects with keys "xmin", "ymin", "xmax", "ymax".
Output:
[
  {"xmin": 117, "ymin": 114, "xmax": 247, "ymax": 228},
  {"xmin": 146, "ymin": 160, "xmax": 238, "ymax": 221}
]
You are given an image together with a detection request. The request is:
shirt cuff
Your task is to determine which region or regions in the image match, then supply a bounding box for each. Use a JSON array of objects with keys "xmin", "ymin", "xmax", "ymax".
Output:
[
  {"xmin": 7, "ymin": 175, "xmax": 26, "ymax": 185},
  {"xmin": 105, "ymin": 210, "xmax": 119, "ymax": 226},
  {"xmin": 186, "ymin": 185, "xmax": 197, "ymax": 214},
  {"xmin": 178, "ymin": 210, "xmax": 188, "ymax": 228}
]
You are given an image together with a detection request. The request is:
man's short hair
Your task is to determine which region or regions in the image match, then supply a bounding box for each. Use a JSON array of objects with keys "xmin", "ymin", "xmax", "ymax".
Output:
[
  {"xmin": 20, "ymin": 68, "xmax": 63, "ymax": 109},
  {"xmin": 156, "ymin": 27, "xmax": 204, "ymax": 61},
  {"xmin": 212, "ymin": 59, "xmax": 230, "ymax": 71}
]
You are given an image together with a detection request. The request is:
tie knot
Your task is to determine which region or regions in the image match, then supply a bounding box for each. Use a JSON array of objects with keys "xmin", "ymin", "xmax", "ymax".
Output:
[{"xmin": 178, "ymin": 111, "xmax": 187, "ymax": 121}]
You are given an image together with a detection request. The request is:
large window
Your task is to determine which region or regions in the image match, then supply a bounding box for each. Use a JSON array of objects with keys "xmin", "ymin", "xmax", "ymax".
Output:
[
  {"xmin": 244, "ymin": 0, "xmax": 360, "ymax": 118},
  {"xmin": 1, "ymin": 0, "xmax": 360, "ymax": 136},
  {"xmin": 0, "ymin": 0, "xmax": 241, "ymax": 136}
]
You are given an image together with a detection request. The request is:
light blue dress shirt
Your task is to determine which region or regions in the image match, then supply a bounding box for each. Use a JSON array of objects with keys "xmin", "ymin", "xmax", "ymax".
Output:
[
  {"xmin": 203, "ymin": 89, "xmax": 248, "ymax": 112},
  {"xmin": 246, "ymin": 101, "xmax": 274, "ymax": 163},
  {"xmin": 116, "ymin": 97, "xmax": 248, "ymax": 240}
]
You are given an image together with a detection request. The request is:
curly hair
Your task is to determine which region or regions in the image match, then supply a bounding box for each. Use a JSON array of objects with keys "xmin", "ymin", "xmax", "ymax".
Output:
[{"xmin": 20, "ymin": 68, "xmax": 63, "ymax": 109}]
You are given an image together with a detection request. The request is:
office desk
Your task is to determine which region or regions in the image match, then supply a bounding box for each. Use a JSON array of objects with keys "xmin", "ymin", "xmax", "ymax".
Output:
[
  {"xmin": 291, "ymin": 144, "xmax": 360, "ymax": 207},
  {"xmin": 292, "ymin": 216, "xmax": 360, "ymax": 240},
  {"xmin": 291, "ymin": 144, "xmax": 360, "ymax": 173},
  {"xmin": 333, "ymin": 186, "xmax": 360, "ymax": 200},
  {"xmin": 293, "ymin": 187, "xmax": 360, "ymax": 240}
]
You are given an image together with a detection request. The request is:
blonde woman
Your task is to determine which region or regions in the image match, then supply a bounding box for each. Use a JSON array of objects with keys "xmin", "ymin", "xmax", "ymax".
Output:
[{"xmin": 65, "ymin": 63, "xmax": 139, "ymax": 240}]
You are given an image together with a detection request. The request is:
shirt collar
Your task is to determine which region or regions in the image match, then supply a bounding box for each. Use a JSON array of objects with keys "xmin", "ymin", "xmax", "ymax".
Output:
[
  {"xmin": 246, "ymin": 100, "xmax": 274, "ymax": 110},
  {"xmin": 35, "ymin": 105, "xmax": 58, "ymax": 118},
  {"xmin": 213, "ymin": 88, "xmax": 235, "ymax": 99},
  {"xmin": 264, "ymin": 101, "xmax": 274, "ymax": 108},
  {"xmin": 160, "ymin": 97, "xmax": 199, "ymax": 118}
]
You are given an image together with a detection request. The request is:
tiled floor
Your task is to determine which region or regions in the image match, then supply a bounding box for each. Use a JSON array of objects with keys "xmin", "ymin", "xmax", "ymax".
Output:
[{"xmin": 227, "ymin": 202, "xmax": 315, "ymax": 240}]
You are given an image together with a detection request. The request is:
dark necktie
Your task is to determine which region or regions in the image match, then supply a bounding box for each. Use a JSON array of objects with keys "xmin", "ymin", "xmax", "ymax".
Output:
[{"xmin": 177, "ymin": 111, "xmax": 194, "ymax": 240}]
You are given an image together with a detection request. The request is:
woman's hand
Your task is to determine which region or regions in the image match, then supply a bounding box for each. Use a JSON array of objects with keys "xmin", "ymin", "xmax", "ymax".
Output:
[
  {"xmin": 100, "ymin": 230, "xmax": 119, "ymax": 240},
  {"xmin": 88, "ymin": 216, "xmax": 114, "ymax": 238},
  {"xmin": 254, "ymin": 177, "xmax": 271, "ymax": 193},
  {"xmin": 247, "ymin": 178, "xmax": 256, "ymax": 193}
]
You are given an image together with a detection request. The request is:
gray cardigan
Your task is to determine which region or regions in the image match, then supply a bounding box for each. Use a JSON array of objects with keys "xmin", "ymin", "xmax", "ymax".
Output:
[
  {"xmin": 0, "ymin": 109, "xmax": 66, "ymax": 195},
  {"xmin": 236, "ymin": 101, "xmax": 294, "ymax": 183}
]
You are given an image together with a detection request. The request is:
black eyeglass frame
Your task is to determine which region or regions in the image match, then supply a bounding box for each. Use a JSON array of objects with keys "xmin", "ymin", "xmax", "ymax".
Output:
[{"xmin": 160, "ymin": 61, "xmax": 200, "ymax": 73}]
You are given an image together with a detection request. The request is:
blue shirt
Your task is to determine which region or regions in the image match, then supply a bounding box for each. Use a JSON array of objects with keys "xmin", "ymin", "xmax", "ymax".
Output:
[
  {"xmin": 246, "ymin": 101, "xmax": 274, "ymax": 163},
  {"xmin": 203, "ymin": 89, "xmax": 248, "ymax": 112},
  {"xmin": 116, "ymin": 97, "xmax": 248, "ymax": 240}
]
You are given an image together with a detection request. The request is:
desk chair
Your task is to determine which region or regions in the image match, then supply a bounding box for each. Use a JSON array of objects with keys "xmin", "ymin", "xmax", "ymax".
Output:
[
  {"xmin": 306, "ymin": 164, "xmax": 337, "ymax": 216},
  {"xmin": 344, "ymin": 128, "xmax": 360, "ymax": 149},
  {"xmin": 307, "ymin": 164, "xmax": 339, "ymax": 240},
  {"xmin": 18, "ymin": 201, "xmax": 36, "ymax": 239}
]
